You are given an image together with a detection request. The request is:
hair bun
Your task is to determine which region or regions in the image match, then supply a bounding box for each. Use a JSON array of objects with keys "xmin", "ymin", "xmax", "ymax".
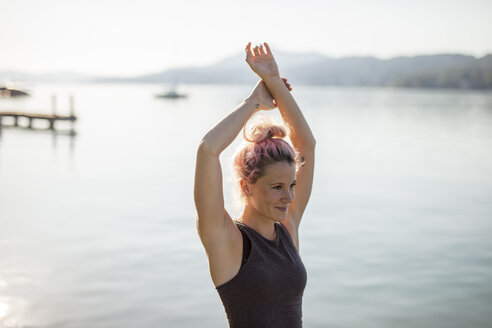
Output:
[{"xmin": 243, "ymin": 118, "xmax": 287, "ymax": 143}]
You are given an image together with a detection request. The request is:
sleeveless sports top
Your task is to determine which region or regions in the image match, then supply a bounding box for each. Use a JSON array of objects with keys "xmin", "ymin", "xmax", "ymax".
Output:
[{"xmin": 216, "ymin": 221, "xmax": 308, "ymax": 328}]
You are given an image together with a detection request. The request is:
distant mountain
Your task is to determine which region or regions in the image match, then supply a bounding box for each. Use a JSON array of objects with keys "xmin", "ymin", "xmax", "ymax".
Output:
[
  {"xmin": 389, "ymin": 54, "xmax": 492, "ymax": 89},
  {"xmin": 96, "ymin": 52, "xmax": 492, "ymax": 89},
  {"xmin": 2, "ymin": 52, "xmax": 492, "ymax": 89}
]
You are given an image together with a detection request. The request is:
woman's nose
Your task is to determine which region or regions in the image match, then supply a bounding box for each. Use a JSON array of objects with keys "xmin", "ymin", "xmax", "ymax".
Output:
[{"xmin": 282, "ymin": 189, "xmax": 294, "ymax": 202}]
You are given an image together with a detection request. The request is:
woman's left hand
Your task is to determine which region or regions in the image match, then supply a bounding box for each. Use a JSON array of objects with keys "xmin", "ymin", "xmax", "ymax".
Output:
[{"xmin": 245, "ymin": 42, "xmax": 280, "ymax": 80}]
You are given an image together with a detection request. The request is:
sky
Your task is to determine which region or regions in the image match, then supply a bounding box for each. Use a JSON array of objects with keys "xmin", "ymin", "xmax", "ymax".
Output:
[{"xmin": 1, "ymin": 0, "xmax": 491, "ymax": 77}]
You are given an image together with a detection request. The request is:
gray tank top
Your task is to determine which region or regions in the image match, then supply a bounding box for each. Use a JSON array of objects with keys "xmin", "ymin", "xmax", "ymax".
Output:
[{"xmin": 216, "ymin": 221, "xmax": 307, "ymax": 328}]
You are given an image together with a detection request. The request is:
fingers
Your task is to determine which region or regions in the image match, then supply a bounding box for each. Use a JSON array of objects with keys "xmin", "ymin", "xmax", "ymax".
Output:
[
  {"xmin": 245, "ymin": 42, "xmax": 252, "ymax": 57},
  {"xmin": 253, "ymin": 45, "xmax": 261, "ymax": 56},
  {"xmin": 259, "ymin": 44, "xmax": 266, "ymax": 55},
  {"xmin": 282, "ymin": 77, "xmax": 292, "ymax": 91},
  {"xmin": 246, "ymin": 42, "xmax": 270, "ymax": 56},
  {"xmin": 245, "ymin": 42, "xmax": 253, "ymax": 63}
]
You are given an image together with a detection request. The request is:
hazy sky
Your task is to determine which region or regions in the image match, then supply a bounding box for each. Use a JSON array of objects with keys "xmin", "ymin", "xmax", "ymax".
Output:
[{"xmin": 1, "ymin": 0, "xmax": 491, "ymax": 76}]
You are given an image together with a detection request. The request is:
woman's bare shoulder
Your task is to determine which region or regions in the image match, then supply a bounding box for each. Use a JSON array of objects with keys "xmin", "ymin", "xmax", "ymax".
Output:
[{"xmin": 204, "ymin": 211, "xmax": 244, "ymax": 287}]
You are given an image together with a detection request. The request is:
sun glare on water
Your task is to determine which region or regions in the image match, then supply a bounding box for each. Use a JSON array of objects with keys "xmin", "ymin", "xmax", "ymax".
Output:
[{"xmin": 0, "ymin": 302, "xmax": 8, "ymax": 319}]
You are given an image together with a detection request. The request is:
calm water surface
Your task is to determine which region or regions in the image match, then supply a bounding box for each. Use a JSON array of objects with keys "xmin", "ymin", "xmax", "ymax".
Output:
[{"xmin": 0, "ymin": 83, "xmax": 491, "ymax": 328}]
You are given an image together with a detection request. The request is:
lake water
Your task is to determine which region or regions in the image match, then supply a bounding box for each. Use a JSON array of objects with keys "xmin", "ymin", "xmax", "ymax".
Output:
[{"xmin": 0, "ymin": 83, "xmax": 491, "ymax": 328}]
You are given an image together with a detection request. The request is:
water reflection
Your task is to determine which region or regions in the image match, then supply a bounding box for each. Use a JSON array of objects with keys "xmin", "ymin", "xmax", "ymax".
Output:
[
  {"xmin": 0, "ymin": 302, "xmax": 8, "ymax": 320},
  {"xmin": 0, "ymin": 84, "xmax": 491, "ymax": 328}
]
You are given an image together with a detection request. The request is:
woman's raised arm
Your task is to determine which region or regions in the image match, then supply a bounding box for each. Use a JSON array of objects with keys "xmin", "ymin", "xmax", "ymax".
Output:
[
  {"xmin": 194, "ymin": 81, "xmax": 282, "ymax": 249},
  {"xmin": 245, "ymin": 42, "xmax": 316, "ymax": 227}
]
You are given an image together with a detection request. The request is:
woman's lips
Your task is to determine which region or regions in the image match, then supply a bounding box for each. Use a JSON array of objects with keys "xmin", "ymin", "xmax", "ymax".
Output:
[{"xmin": 276, "ymin": 207, "xmax": 287, "ymax": 212}]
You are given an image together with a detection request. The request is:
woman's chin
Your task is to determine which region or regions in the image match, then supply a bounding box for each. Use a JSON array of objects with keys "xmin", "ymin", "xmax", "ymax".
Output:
[{"xmin": 274, "ymin": 214, "xmax": 288, "ymax": 221}]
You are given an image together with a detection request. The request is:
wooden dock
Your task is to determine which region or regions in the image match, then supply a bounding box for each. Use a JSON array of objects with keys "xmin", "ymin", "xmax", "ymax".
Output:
[{"xmin": 0, "ymin": 95, "xmax": 77, "ymax": 135}]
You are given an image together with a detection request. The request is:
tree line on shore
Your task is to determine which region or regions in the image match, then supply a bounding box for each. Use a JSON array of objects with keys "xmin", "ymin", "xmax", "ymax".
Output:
[
  {"xmin": 2, "ymin": 53, "xmax": 491, "ymax": 89},
  {"xmin": 120, "ymin": 52, "xmax": 492, "ymax": 90}
]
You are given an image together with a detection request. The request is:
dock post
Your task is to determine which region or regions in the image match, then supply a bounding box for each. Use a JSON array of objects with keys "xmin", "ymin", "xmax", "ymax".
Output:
[
  {"xmin": 69, "ymin": 95, "xmax": 75, "ymax": 134},
  {"xmin": 52, "ymin": 94, "xmax": 57, "ymax": 117},
  {"xmin": 0, "ymin": 116, "xmax": 2, "ymax": 135},
  {"xmin": 70, "ymin": 95, "xmax": 75, "ymax": 117},
  {"xmin": 14, "ymin": 116, "xmax": 18, "ymax": 126}
]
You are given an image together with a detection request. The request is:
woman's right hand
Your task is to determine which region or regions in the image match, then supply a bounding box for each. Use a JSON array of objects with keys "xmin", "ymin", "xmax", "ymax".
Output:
[
  {"xmin": 245, "ymin": 42, "xmax": 280, "ymax": 80},
  {"xmin": 247, "ymin": 78, "xmax": 292, "ymax": 111}
]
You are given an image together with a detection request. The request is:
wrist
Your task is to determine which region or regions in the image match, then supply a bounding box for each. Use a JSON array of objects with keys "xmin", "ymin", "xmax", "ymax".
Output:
[
  {"xmin": 243, "ymin": 96, "xmax": 261, "ymax": 111},
  {"xmin": 262, "ymin": 75, "xmax": 283, "ymax": 85}
]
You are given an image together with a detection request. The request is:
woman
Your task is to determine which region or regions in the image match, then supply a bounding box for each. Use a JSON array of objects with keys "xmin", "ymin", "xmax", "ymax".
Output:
[{"xmin": 194, "ymin": 42, "xmax": 316, "ymax": 328}]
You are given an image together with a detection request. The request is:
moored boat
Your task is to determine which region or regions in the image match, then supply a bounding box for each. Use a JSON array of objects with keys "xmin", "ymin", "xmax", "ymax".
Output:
[{"xmin": 0, "ymin": 86, "xmax": 30, "ymax": 98}]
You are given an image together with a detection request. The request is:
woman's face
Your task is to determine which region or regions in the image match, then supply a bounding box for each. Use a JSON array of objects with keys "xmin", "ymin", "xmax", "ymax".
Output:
[{"xmin": 247, "ymin": 161, "xmax": 297, "ymax": 221}]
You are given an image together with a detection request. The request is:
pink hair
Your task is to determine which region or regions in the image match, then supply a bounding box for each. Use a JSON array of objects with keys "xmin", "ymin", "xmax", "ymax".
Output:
[{"xmin": 233, "ymin": 119, "xmax": 303, "ymax": 189}]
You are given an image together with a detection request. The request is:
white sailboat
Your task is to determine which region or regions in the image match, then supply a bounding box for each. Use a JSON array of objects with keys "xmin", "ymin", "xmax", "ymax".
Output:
[
  {"xmin": 155, "ymin": 84, "xmax": 187, "ymax": 99},
  {"xmin": 155, "ymin": 52, "xmax": 187, "ymax": 99}
]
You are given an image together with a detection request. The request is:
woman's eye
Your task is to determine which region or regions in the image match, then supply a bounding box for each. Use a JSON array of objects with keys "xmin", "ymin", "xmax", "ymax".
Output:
[
  {"xmin": 273, "ymin": 186, "xmax": 282, "ymax": 190},
  {"xmin": 290, "ymin": 184, "xmax": 296, "ymax": 188}
]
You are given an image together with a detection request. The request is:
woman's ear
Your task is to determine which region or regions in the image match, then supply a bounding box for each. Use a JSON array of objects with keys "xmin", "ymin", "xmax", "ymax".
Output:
[{"xmin": 240, "ymin": 179, "xmax": 252, "ymax": 197}]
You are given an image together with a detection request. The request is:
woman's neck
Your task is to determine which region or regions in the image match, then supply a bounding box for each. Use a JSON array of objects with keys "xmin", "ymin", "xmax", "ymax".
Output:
[{"xmin": 239, "ymin": 207, "xmax": 277, "ymax": 241}]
